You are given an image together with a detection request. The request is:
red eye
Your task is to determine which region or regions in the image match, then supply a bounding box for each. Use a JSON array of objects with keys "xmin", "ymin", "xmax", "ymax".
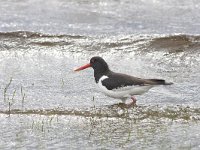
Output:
[{"xmin": 91, "ymin": 59, "xmax": 96, "ymax": 63}]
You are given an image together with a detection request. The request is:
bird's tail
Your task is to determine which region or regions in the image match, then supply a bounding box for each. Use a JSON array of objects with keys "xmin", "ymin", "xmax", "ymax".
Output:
[{"xmin": 149, "ymin": 79, "xmax": 173, "ymax": 85}]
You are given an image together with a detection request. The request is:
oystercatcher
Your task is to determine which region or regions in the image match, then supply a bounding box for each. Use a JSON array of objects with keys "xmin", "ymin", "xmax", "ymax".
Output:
[{"xmin": 74, "ymin": 56, "xmax": 172, "ymax": 107}]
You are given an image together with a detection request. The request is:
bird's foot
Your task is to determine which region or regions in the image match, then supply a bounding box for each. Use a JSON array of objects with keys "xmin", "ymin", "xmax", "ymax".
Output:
[
  {"xmin": 125, "ymin": 96, "xmax": 137, "ymax": 108},
  {"xmin": 108, "ymin": 96, "xmax": 137, "ymax": 109},
  {"xmin": 131, "ymin": 96, "xmax": 137, "ymax": 104}
]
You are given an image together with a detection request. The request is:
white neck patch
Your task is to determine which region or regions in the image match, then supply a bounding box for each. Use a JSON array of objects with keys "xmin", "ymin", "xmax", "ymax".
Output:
[{"xmin": 99, "ymin": 75, "xmax": 109, "ymax": 83}]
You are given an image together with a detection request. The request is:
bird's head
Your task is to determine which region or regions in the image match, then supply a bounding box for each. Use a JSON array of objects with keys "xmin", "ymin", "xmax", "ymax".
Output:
[{"xmin": 74, "ymin": 56, "xmax": 109, "ymax": 74}]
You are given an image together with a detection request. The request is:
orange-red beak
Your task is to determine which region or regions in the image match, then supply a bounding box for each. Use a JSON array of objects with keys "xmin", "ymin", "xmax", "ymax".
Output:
[{"xmin": 74, "ymin": 63, "xmax": 91, "ymax": 71}]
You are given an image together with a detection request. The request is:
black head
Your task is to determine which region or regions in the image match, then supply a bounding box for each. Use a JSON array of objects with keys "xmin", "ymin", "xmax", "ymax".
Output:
[
  {"xmin": 74, "ymin": 56, "xmax": 110, "ymax": 83},
  {"xmin": 90, "ymin": 56, "xmax": 109, "ymax": 74}
]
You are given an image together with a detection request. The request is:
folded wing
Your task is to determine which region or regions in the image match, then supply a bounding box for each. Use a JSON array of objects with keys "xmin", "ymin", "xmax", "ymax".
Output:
[{"xmin": 101, "ymin": 72, "xmax": 172, "ymax": 90}]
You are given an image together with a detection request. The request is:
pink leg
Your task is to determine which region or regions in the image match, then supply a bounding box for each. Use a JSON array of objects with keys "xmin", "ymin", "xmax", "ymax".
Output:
[
  {"xmin": 131, "ymin": 96, "xmax": 137, "ymax": 105},
  {"xmin": 126, "ymin": 96, "xmax": 137, "ymax": 108}
]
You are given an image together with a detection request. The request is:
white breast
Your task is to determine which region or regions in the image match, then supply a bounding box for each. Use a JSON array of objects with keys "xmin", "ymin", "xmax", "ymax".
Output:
[{"xmin": 97, "ymin": 75, "xmax": 154, "ymax": 100}]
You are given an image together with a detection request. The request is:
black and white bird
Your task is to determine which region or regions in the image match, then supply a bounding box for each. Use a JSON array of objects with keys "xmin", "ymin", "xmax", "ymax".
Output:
[{"xmin": 74, "ymin": 56, "xmax": 172, "ymax": 107}]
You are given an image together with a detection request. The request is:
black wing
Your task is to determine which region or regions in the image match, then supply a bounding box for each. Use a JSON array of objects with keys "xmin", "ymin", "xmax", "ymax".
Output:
[
  {"xmin": 101, "ymin": 72, "xmax": 171, "ymax": 90},
  {"xmin": 101, "ymin": 73, "xmax": 146, "ymax": 90}
]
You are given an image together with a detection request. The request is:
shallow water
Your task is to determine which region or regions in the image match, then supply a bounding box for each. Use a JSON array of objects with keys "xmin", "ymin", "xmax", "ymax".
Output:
[{"xmin": 0, "ymin": 0, "xmax": 200, "ymax": 149}]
